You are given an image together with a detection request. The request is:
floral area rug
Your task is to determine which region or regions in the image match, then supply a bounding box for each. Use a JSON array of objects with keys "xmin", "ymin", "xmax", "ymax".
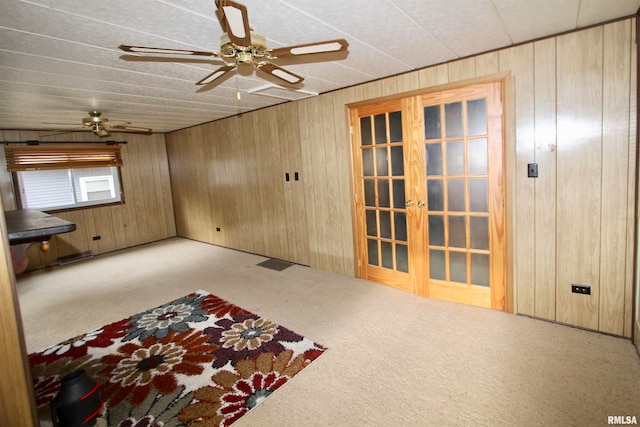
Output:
[{"xmin": 29, "ymin": 290, "xmax": 327, "ymax": 426}]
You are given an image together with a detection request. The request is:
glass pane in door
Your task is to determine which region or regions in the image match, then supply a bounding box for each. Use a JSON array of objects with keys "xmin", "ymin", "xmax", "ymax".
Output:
[
  {"xmin": 426, "ymin": 143, "xmax": 443, "ymax": 175},
  {"xmin": 471, "ymin": 253, "xmax": 490, "ymax": 286},
  {"xmin": 428, "ymin": 215, "xmax": 445, "ymax": 246},
  {"xmin": 446, "ymin": 140, "xmax": 465, "ymax": 175},
  {"xmin": 359, "ymin": 109, "xmax": 408, "ymax": 274},
  {"xmin": 374, "ymin": 114, "xmax": 386, "ymax": 144},
  {"xmin": 389, "ymin": 111, "xmax": 403, "ymax": 142},
  {"xmin": 429, "ymin": 249, "xmax": 446, "ymax": 280},
  {"xmin": 424, "ymin": 96, "xmax": 491, "ymax": 287},
  {"xmin": 467, "ymin": 99, "xmax": 487, "ymax": 136},
  {"xmin": 424, "ymin": 106, "xmax": 441, "ymax": 139},
  {"xmin": 468, "ymin": 138, "xmax": 488, "ymax": 174},
  {"xmin": 427, "ymin": 180, "xmax": 444, "ymax": 211},
  {"xmin": 449, "ymin": 252, "xmax": 467, "ymax": 283},
  {"xmin": 445, "ymin": 102, "xmax": 463, "ymax": 137}
]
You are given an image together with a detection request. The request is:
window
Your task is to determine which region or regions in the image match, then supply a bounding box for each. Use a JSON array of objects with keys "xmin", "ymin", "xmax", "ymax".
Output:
[
  {"xmin": 16, "ymin": 167, "xmax": 122, "ymax": 210},
  {"xmin": 80, "ymin": 175, "xmax": 116, "ymax": 201},
  {"xmin": 5, "ymin": 144, "xmax": 125, "ymax": 211}
]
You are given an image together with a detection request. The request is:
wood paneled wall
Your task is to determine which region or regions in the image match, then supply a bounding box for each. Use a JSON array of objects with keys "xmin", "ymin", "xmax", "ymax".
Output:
[
  {"xmin": 166, "ymin": 19, "xmax": 636, "ymax": 337},
  {"xmin": 0, "ymin": 131, "xmax": 176, "ymax": 270},
  {"xmin": 0, "ymin": 194, "xmax": 38, "ymax": 425},
  {"xmin": 166, "ymin": 102, "xmax": 309, "ymax": 265}
]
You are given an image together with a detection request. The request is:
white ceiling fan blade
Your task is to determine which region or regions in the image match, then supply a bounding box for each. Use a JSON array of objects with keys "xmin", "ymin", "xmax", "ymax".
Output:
[
  {"xmin": 42, "ymin": 122, "xmax": 83, "ymax": 126},
  {"xmin": 120, "ymin": 55, "xmax": 221, "ymax": 66},
  {"xmin": 39, "ymin": 127, "xmax": 86, "ymax": 138},
  {"xmin": 119, "ymin": 45, "xmax": 219, "ymax": 58},
  {"xmin": 256, "ymin": 62, "xmax": 304, "ymax": 85},
  {"xmin": 216, "ymin": 0, "xmax": 251, "ymax": 47},
  {"xmin": 196, "ymin": 64, "xmax": 236, "ymax": 86},
  {"xmin": 269, "ymin": 39, "xmax": 349, "ymax": 58}
]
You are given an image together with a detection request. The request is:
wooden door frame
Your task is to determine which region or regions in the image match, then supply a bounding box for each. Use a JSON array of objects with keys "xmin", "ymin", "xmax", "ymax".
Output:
[{"xmin": 347, "ymin": 72, "xmax": 515, "ymax": 313}]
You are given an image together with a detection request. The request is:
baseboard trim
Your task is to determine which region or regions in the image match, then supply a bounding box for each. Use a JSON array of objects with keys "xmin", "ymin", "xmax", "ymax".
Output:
[{"xmin": 517, "ymin": 313, "xmax": 631, "ymax": 339}]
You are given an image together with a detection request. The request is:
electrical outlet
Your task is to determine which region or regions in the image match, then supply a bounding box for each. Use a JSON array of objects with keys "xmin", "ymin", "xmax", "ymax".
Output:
[
  {"xmin": 527, "ymin": 163, "xmax": 538, "ymax": 178},
  {"xmin": 571, "ymin": 284, "xmax": 591, "ymax": 295}
]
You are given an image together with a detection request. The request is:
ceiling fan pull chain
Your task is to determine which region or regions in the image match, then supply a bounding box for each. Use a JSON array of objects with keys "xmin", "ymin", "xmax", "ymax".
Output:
[{"xmin": 236, "ymin": 67, "xmax": 241, "ymax": 100}]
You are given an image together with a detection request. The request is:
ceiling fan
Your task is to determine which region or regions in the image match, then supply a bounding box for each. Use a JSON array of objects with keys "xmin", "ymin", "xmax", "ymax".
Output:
[
  {"xmin": 118, "ymin": 0, "xmax": 349, "ymax": 91},
  {"xmin": 80, "ymin": 111, "xmax": 153, "ymax": 137},
  {"xmin": 44, "ymin": 111, "xmax": 153, "ymax": 138}
]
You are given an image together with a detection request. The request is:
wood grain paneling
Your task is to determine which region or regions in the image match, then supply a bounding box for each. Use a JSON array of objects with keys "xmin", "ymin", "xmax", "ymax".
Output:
[
  {"xmin": 302, "ymin": 96, "xmax": 333, "ymax": 270},
  {"xmin": 201, "ymin": 122, "xmax": 226, "ymax": 247},
  {"xmin": 167, "ymin": 106, "xmax": 311, "ymax": 264},
  {"xmin": 332, "ymin": 87, "xmax": 360, "ymax": 274},
  {"xmin": 321, "ymin": 93, "xmax": 344, "ymax": 274},
  {"xmin": 448, "ymin": 57, "xmax": 476, "ymax": 82},
  {"xmin": 0, "ymin": 130, "xmax": 18, "ymax": 211},
  {"xmin": 297, "ymin": 97, "xmax": 321, "ymax": 268},
  {"xmin": 254, "ymin": 108, "xmax": 289, "ymax": 260},
  {"xmin": 220, "ymin": 116, "xmax": 249, "ymax": 251},
  {"xmin": 418, "ymin": 64, "xmax": 449, "ymax": 88},
  {"xmin": 361, "ymin": 80, "xmax": 384, "ymax": 100},
  {"xmin": 278, "ymin": 102, "xmax": 310, "ymax": 265},
  {"xmin": 476, "ymin": 51, "xmax": 500, "ymax": 76},
  {"xmin": 533, "ymin": 38, "xmax": 557, "ymax": 320},
  {"xmin": 240, "ymin": 113, "xmax": 266, "ymax": 255},
  {"xmin": 500, "ymin": 44, "xmax": 537, "ymax": 316},
  {"xmin": 0, "ymin": 130, "xmax": 176, "ymax": 271},
  {"xmin": 599, "ymin": 20, "xmax": 632, "ymax": 334},
  {"xmin": 0, "ymin": 196, "xmax": 38, "ymax": 426},
  {"xmin": 556, "ymin": 27, "xmax": 604, "ymax": 331},
  {"xmin": 396, "ymin": 70, "xmax": 422, "ymax": 93},
  {"xmin": 627, "ymin": 20, "xmax": 637, "ymax": 339},
  {"xmin": 172, "ymin": 126, "xmax": 214, "ymax": 243}
]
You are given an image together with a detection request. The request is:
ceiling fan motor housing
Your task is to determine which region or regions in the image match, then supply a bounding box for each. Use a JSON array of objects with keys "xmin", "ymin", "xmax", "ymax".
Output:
[
  {"xmin": 219, "ymin": 30, "xmax": 267, "ymax": 64},
  {"xmin": 83, "ymin": 111, "xmax": 108, "ymax": 126}
]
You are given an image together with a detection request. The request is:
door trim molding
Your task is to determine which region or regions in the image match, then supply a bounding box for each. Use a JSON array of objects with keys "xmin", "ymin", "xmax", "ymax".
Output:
[{"xmin": 346, "ymin": 72, "xmax": 511, "ymax": 110}]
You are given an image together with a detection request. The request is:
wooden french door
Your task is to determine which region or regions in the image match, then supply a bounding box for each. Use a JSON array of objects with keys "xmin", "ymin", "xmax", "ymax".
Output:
[{"xmin": 351, "ymin": 82, "xmax": 505, "ymax": 309}]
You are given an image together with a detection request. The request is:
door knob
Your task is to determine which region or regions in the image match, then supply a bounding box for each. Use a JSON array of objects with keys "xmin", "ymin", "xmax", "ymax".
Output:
[
  {"xmin": 405, "ymin": 200, "xmax": 414, "ymax": 207},
  {"xmin": 417, "ymin": 200, "xmax": 425, "ymax": 208}
]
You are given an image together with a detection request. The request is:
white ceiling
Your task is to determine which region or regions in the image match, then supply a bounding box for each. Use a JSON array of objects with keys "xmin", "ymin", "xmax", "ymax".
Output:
[{"xmin": 1, "ymin": 0, "xmax": 638, "ymax": 135}]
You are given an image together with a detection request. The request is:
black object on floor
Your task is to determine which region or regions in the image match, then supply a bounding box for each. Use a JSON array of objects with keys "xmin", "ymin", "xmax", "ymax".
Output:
[{"xmin": 257, "ymin": 258, "xmax": 293, "ymax": 271}]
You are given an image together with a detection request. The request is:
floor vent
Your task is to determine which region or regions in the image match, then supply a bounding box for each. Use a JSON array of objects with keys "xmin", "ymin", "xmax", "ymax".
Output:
[
  {"xmin": 257, "ymin": 258, "xmax": 293, "ymax": 271},
  {"xmin": 58, "ymin": 250, "xmax": 93, "ymax": 265}
]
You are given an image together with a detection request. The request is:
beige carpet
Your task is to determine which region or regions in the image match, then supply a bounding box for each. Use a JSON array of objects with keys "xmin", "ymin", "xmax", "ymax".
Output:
[{"xmin": 17, "ymin": 237, "xmax": 640, "ymax": 426}]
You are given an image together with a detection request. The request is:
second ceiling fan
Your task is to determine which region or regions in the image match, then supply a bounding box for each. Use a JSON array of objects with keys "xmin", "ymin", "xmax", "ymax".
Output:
[
  {"xmin": 82, "ymin": 111, "xmax": 152, "ymax": 137},
  {"xmin": 119, "ymin": 0, "xmax": 349, "ymax": 91}
]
